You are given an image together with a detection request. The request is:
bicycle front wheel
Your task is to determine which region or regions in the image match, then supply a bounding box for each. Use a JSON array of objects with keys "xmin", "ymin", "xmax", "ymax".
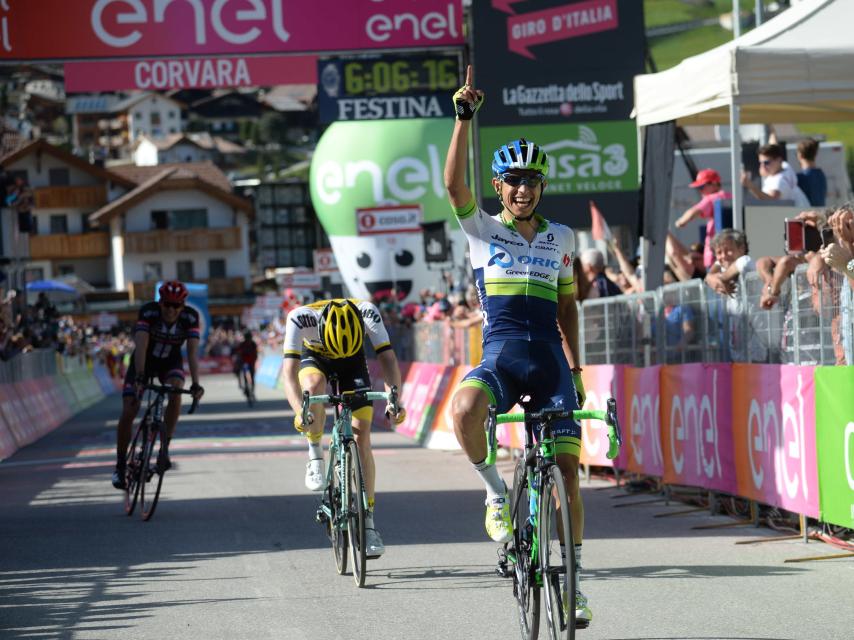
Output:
[
  {"xmin": 539, "ymin": 465, "xmax": 576, "ymax": 640},
  {"xmin": 510, "ymin": 459, "xmax": 539, "ymax": 640},
  {"xmin": 140, "ymin": 424, "xmax": 166, "ymax": 521},
  {"xmin": 124, "ymin": 422, "xmax": 145, "ymax": 516},
  {"xmin": 328, "ymin": 448, "xmax": 348, "ymax": 575},
  {"xmin": 345, "ymin": 440, "xmax": 367, "ymax": 587}
]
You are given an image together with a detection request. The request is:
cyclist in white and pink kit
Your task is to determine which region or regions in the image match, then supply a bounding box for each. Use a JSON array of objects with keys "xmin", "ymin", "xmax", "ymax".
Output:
[{"xmin": 444, "ymin": 65, "xmax": 594, "ymax": 625}]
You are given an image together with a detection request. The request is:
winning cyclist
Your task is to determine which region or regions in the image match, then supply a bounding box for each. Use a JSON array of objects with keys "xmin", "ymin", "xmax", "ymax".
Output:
[
  {"xmin": 236, "ymin": 330, "xmax": 258, "ymax": 396},
  {"xmin": 444, "ymin": 66, "xmax": 597, "ymax": 625},
  {"xmin": 282, "ymin": 298, "xmax": 406, "ymax": 558},
  {"xmin": 112, "ymin": 281, "xmax": 205, "ymax": 489}
]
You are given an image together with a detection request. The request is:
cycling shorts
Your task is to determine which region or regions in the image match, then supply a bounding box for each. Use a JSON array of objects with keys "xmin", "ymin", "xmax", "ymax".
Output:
[
  {"xmin": 459, "ymin": 339, "xmax": 581, "ymax": 453},
  {"xmin": 122, "ymin": 351, "xmax": 185, "ymax": 397},
  {"xmin": 298, "ymin": 347, "xmax": 373, "ymax": 413}
]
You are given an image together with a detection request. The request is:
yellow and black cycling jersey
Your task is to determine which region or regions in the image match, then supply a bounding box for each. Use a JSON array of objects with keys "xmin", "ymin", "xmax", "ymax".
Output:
[{"xmin": 282, "ymin": 298, "xmax": 392, "ymax": 360}]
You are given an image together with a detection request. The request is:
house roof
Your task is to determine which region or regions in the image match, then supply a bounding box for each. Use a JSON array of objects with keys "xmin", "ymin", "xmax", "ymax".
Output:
[
  {"xmin": 112, "ymin": 92, "xmax": 183, "ymax": 114},
  {"xmin": 109, "ymin": 160, "xmax": 233, "ymax": 192},
  {"xmin": 261, "ymin": 85, "xmax": 316, "ymax": 112},
  {"xmin": 88, "ymin": 165, "xmax": 253, "ymax": 226},
  {"xmin": 136, "ymin": 132, "xmax": 246, "ymax": 155},
  {"xmin": 190, "ymin": 91, "xmax": 269, "ymax": 118},
  {"xmin": 0, "ymin": 138, "xmax": 137, "ymax": 187}
]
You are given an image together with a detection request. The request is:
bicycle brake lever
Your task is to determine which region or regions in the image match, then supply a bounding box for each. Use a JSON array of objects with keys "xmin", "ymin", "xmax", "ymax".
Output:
[
  {"xmin": 606, "ymin": 397, "xmax": 622, "ymax": 446},
  {"xmin": 485, "ymin": 405, "xmax": 498, "ymax": 465},
  {"xmin": 188, "ymin": 396, "xmax": 199, "ymax": 415}
]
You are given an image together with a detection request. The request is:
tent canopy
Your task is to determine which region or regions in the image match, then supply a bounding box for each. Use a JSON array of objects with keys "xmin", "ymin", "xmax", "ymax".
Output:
[{"xmin": 634, "ymin": 0, "xmax": 854, "ymax": 126}]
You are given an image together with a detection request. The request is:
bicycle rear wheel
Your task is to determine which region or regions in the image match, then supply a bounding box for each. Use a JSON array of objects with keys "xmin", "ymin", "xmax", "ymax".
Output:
[
  {"xmin": 345, "ymin": 440, "xmax": 367, "ymax": 587},
  {"xmin": 539, "ymin": 465, "xmax": 576, "ymax": 640},
  {"xmin": 140, "ymin": 423, "xmax": 166, "ymax": 521},
  {"xmin": 510, "ymin": 459, "xmax": 540, "ymax": 640},
  {"xmin": 124, "ymin": 421, "xmax": 145, "ymax": 516},
  {"xmin": 328, "ymin": 448, "xmax": 348, "ymax": 575}
]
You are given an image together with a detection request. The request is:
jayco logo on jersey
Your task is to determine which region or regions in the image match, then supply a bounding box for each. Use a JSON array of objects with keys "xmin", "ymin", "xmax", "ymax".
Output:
[{"xmin": 488, "ymin": 243, "xmax": 514, "ymax": 268}]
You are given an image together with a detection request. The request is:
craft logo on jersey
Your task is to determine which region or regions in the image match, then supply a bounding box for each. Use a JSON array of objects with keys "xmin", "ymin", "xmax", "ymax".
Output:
[{"xmin": 488, "ymin": 242, "xmax": 514, "ymax": 268}]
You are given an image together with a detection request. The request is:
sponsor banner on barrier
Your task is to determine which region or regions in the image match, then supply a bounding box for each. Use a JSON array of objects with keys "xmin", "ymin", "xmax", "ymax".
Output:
[
  {"xmin": 0, "ymin": 407, "xmax": 16, "ymax": 460},
  {"xmin": 199, "ymin": 356, "xmax": 239, "ymax": 376},
  {"xmin": 731, "ymin": 364, "xmax": 819, "ymax": 519},
  {"xmin": 426, "ymin": 365, "xmax": 471, "ymax": 450},
  {"xmin": 660, "ymin": 364, "xmax": 736, "ymax": 494},
  {"xmin": 579, "ymin": 365, "xmax": 627, "ymax": 468},
  {"xmin": 256, "ymin": 355, "xmax": 283, "ymax": 388},
  {"xmin": 815, "ymin": 366, "xmax": 854, "ymax": 529},
  {"xmin": 0, "ymin": 384, "xmax": 38, "ymax": 447},
  {"xmin": 622, "ymin": 365, "xmax": 663, "ymax": 477},
  {"xmin": 397, "ymin": 363, "xmax": 448, "ymax": 443}
]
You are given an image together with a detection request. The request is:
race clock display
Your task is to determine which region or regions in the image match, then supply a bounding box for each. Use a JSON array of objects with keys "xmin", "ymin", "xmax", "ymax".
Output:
[{"xmin": 318, "ymin": 53, "xmax": 461, "ymax": 123}]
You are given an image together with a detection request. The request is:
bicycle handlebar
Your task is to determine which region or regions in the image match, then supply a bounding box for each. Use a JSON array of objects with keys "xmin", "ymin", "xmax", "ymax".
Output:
[
  {"xmin": 144, "ymin": 383, "xmax": 200, "ymax": 414},
  {"xmin": 300, "ymin": 386, "xmax": 399, "ymax": 427},
  {"xmin": 485, "ymin": 397, "xmax": 622, "ymax": 464}
]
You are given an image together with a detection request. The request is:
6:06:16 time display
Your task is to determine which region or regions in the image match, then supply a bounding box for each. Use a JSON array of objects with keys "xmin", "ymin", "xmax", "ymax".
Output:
[{"xmin": 343, "ymin": 58, "xmax": 458, "ymax": 95}]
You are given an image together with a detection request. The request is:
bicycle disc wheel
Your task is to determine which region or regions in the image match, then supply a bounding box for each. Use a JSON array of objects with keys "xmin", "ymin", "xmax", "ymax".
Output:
[
  {"xmin": 140, "ymin": 424, "xmax": 166, "ymax": 521},
  {"xmin": 345, "ymin": 441, "xmax": 367, "ymax": 587},
  {"xmin": 329, "ymin": 449, "xmax": 348, "ymax": 575},
  {"xmin": 124, "ymin": 422, "xmax": 144, "ymax": 516},
  {"xmin": 539, "ymin": 465, "xmax": 576, "ymax": 640},
  {"xmin": 510, "ymin": 459, "xmax": 540, "ymax": 640}
]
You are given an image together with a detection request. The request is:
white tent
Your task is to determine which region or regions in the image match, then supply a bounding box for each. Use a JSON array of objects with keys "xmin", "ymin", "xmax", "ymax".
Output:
[
  {"xmin": 633, "ymin": 0, "xmax": 854, "ymax": 228},
  {"xmin": 635, "ymin": 0, "xmax": 854, "ymax": 126}
]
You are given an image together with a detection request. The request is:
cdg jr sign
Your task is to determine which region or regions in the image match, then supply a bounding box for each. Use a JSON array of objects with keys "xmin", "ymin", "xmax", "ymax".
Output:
[{"xmin": 90, "ymin": 0, "xmax": 460, "ymax": 47}]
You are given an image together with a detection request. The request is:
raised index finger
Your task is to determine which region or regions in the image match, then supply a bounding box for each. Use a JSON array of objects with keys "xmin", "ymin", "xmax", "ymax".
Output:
[{"xmin": 465, "ymin": 64, "xmax": 473, "ymax": 86}]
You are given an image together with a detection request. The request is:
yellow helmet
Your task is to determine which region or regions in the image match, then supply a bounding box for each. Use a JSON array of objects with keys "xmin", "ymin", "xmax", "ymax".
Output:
[{"xmin": 319, "ymin": 300, "xmax": 364, "ymax": 358}]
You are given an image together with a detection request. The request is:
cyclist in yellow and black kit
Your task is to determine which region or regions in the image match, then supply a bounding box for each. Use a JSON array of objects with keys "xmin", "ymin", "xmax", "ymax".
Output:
[{"xmin": 282, "ymin": 299, "xmax": 405, "ymax": 558}]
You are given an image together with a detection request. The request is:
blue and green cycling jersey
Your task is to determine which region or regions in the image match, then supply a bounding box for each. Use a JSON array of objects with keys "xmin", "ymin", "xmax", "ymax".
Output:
[{"xmin": 453, "ymin": 198, "xmax": 576, "ymax": 344}]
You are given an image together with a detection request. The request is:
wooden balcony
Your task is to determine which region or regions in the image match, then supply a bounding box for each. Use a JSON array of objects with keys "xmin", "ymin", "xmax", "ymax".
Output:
[
  {"xmin": 129, "ymin": 277, "xmax": 246, "ymax": 302},
  {"xmin": 124, "ymin": 227, "xmax": 242, "ymax": 254},
  {"xmin": 29, "ymin": 231, "xmax": 111, "ymax": 260},
  {"xmin": 34, "ymin": 184, "xmax": 107, "ymax": 209}
]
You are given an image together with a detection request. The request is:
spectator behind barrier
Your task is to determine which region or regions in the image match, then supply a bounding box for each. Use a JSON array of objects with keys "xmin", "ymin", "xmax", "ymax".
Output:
[
  {"xmin": 661, "ymin": 266, "xmax": 696, "ymax": 354},
  {"xmin": 796, "ymin": 138, "xmax": 827, "ymax": 207},
  {"xmin": 741, "ymin": 143, "xmax": 810, "ymax": 208},
  {"xmin": 607, "ymin": 236, "xmax": 642, "ymax": 293},
  {"xmin": 581, "ymin": 248, "xmax": 622, "ymax": 298},
  {"xmin": 705, "ymin": 229, "xmax": 754, "ymax": 299},
  {"xmin": 666, "ymin": 233, "xmax": 707, "ymax": 282},
  {"xmin": 674, "ymin": 168, "xmax": 731, "ymax": 269}
]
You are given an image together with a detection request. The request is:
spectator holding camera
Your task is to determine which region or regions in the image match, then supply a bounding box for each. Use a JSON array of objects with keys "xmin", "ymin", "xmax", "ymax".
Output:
[
  {"xmin": 820, "ymin": 204, "xmax": 854, "ymax": 283},
  {"xmin": 741, "ymin": 143, "xmax": 810, "ymax": 208},
  {"xmin": 675, "ymin": 168, "xmax": 731, "ymax": 269},
  {"xmin": 796, "ymin": 138, "xmax": 827, "ymax": 207}
]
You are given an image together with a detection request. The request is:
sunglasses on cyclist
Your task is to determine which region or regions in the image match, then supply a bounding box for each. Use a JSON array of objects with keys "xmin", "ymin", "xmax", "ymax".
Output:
[
  {"xmin": 500, "ymin": 173, "xmax": 545, "ymax": 188},
  {"xmin": 161, "ymin": 302, "xmax": 183, "ymax": 309}
]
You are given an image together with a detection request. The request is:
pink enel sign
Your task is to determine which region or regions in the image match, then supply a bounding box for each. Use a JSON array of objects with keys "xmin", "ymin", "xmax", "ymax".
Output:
[
  {"xmin": 0, "ymin": 0, "xmax": 464, "ymax": 61},
  {"xmin": 64, "ymin": 55, "xmax": 317, "ymax": 93},
  {"xmin": 622, "ymin": 366, "xmax": 664, "ymax": 478},
  {"xmin": 579, "ymin": 365, "xmax": 627, "ymax": 469}
]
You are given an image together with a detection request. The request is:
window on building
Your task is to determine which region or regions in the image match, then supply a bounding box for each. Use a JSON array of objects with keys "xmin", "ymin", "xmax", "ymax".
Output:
[
  {"xmin": 6, "ymin": 169, "xmax": 28, "ymax": 184},
  {"xmin": 135, "ymin": 111, "xmax": 143, "ymax": 120},
  {"xmin": 171, "ymin": 208, "xmax": 208, "ymax": 230},
  {"xmin": 48, "ymin": 168, "xmax": 70, "ymax": 186},
  {"xmin": 58, "ymin": 265, "xmax": 74, "ymax": 276},
  {"xmin": 143, "ymin": 262, "xmax": 162, "ymax": 281},
  {"xmin": 49, "ymin": 214, "xmax": 68, "ymax": 234},
  {"xmin": 176, "ymin": 260, "xmax": 194, "ymax": 282},
  {"xmin": 208, "ymin": 259, "xmax": 226, "ymax": 279},
  {"xmin": 169, "ymin": 111, "xmax": 176, "ymax": 119},
  {"xmin": 151, "ymin": 210, "xmax": 169, "ymax": 230},
  {"xmin": 25, "ymin": 267, "xmax": 44, "ymax": 282},
  {"xmin": 151, "ymin": 112, "xmax": 161, "ymax": 125}
]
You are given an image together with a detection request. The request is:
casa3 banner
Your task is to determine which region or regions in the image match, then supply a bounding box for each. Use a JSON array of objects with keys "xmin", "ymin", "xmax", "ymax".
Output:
[
  {"xmin": 472, "ymin": 0, "xmax": 644, "ymax": 229},
  {"xmin": 0, "ymin": 0, "xmax": 464, "ymax": 61}
]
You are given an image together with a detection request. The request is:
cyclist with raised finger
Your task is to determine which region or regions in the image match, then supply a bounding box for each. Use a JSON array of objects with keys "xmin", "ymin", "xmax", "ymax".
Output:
[
  {"xmin": 444, "ymin": 65, "xmax": 595, "ymax": 625},
  {"xmin": 282, "ymin": 298, "xmax": 405, "ymax": 558}
]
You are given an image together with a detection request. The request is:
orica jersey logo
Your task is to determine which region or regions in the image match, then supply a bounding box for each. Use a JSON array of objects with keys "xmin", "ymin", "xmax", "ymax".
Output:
[{"xmin": 488, "ymin": 242, "xmax": 514, "ymax": 268}]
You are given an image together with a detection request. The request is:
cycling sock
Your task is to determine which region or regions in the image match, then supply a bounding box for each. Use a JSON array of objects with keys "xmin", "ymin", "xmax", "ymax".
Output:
[
  {"xmin": 574, "ymin": 544, "xmax": 583, "ymax": 590},
  {"xmin": 307, "ymin": 441, "xmax": 323, "ymax": 461},
  {"xmin": 365, "ymin": 509, "xmax": 375, "ymax": 529},
  {"xmin": 473, "ymin": 459, "xmax": 506, "ymax": 498}
]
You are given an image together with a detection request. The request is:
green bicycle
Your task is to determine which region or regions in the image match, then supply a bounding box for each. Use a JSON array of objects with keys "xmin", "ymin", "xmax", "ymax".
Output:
[
  {"xmin": 303, "ymin": 375, "xmax": 399, "ymax": 588},
  {"xmin": 490, "ymin": 397, "xmax": 621, "ymax": 640}
]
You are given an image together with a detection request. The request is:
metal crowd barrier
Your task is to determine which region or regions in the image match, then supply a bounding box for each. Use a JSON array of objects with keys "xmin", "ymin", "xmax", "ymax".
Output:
[
  {"xmin": 0, "ymin": 349, "xmax": 59, "ymax": 384},
  {"xmin": 578, "ymin": 265, "xmax": 853, "ymax": 366}
]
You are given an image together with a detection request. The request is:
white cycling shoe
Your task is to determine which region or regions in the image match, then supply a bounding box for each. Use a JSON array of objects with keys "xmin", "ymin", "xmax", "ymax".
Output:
[
  {"xmin": 304, "ymin": 458, "xmax": 325, "ymax": 491},
  {"xmin": 365, "ymin": 528, "xmax": 385, "ymax": 558}
]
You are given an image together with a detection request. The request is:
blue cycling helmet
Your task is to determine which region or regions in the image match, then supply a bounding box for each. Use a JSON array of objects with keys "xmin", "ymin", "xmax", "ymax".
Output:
[{"xmin": 491, "ymin": 138, "xmax": 550, "ymax": 177}]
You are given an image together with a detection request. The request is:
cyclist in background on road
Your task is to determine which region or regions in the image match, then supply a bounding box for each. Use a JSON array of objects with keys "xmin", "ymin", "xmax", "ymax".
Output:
[
  {"xmin": 282, "ymin": 299, "xmax": 406, "ymax": 558},
  {"xmin": 444, "ymin": 65, "xmax": 594, "ymax": 625},
  {"xmin": 112, "ymin": 281, "xmax": 205, "ymax": 489},
  {"xmin": 236, "ymin": 330, "xmax": 258, "ymax": 395}
]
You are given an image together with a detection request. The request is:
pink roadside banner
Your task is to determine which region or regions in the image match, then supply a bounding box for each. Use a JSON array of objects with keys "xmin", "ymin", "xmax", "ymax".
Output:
[
  {"xmin": 731, "ymin": 364, "xmax": 820, "ymax": 519},
  {"xmin": 395, "ymin": 363, "xmax": 448, "ymax": 442},
  {"xmin": 579, "ymin": 365, "xmax": 628, "ymax": 469},
  {"xmin": 0, "ymin": 0, "xmax": 464, "ymax": 61},
  {"xmin": 65, "ymin": 55, "xmax": 317, "ymax": 93},
  {"xmin": 622, "ymin": 366, "xmax": 664, "ymax": 477},
  {"xmin": 660, "ymin": 364, "xmax": 737, "ymax": 494}
]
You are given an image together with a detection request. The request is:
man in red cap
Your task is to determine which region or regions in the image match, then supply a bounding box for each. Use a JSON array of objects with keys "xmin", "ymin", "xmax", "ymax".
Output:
[{"xmin": 675, "ymin": 168, "xmax": 732, "ymax": 269}]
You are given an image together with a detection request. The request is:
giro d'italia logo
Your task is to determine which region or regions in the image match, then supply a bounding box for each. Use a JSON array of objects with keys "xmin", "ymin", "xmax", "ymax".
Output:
[{"xmin": 488, "ymin": 242, "xmax": 514, "ymax": 268}]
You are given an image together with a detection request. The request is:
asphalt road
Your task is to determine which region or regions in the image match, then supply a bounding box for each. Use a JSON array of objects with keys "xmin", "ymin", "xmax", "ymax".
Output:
[{"xmin": 1, "ymin": 374, "xmax": 852, "ymax": 640}]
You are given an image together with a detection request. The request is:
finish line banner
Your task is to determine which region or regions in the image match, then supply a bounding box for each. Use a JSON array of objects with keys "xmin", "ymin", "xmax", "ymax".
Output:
[
  {"xmin": 65, "ymin": 55, "xmax": 317, "ymax": 92},
  {"xmin": 0, "ymin": 0, "xmax": 464, "ymax": 62}
]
